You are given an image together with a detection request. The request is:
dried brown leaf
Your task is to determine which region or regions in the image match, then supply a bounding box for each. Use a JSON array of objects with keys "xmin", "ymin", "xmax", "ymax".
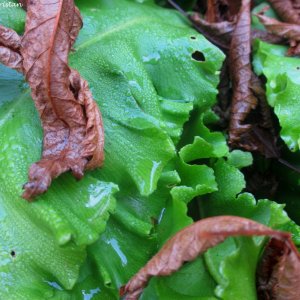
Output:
[
  {"xmin": 229, "ymin": 0, "xmax": 258, "ymax": 147},
  {"xmin": 190, "ymin": 4, "xmax": 280, "ymax": 155},
  {"xmin": 257, "ymin": 14, "xmax": 300, "ymax": 41},
  {"xmin": 70, "ymin": 7, "xmax": 83, "ymax": 47},
  {"xmin": 205, "ymin": 0, "xmax": 222, "ymax": 22},
  {"xmin": 288, "ymin": 42, "xmax": 300, "ymax": 55},
  {"xmin": 256, "ymin": 13, "xmax": 300, "ymax": 55},
  {"xmin": 190, "ymin": 14, "xmax": 285, "ymax": 51},
  {"xmin": 268, "ymin": 0, "xmax": 300, "ymax": 25},
  {"xmin": 190, "ymin": 12, "xmax": 235, "ymax": 49},
  {"xmin": 188, "ymin": 18, "xmax": 285, "ymax": 55},
  {"xmin": 69, "ymin": 69, "xmax": 104, "ymax": 170},
  {"xmin": 257, "ymin": 237, "xmax": 300, "ymax": 300},
  {"xmin": 20, "ymin": 0, "xmax": 104, "ymax": 200},
  {"xmin": 121, "ymin": 216, "xmax": 288, "ymax": 300},
  {"xmin": 251, "ymin": 29, "xmax": 287, "ymax": 44},
  {"xmin": 205, "ymin": 0, "xmax": 240, "ymax": 22},
  {"xmin": 0, "ymin": 25, "xmax": 23, "ymax": 72}
]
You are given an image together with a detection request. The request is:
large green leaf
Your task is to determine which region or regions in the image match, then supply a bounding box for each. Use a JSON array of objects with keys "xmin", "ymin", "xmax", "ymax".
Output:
[
  {"xmin": 0, "ymin": 81, "xmax": 118, "ymax": 299},
  {"xmin": 0, "ymin": 0, "xmax": 224, "ymax": 298},
  {"xmin": 2, "ymin": 1, "xmax": 298, "ymax": 299}
]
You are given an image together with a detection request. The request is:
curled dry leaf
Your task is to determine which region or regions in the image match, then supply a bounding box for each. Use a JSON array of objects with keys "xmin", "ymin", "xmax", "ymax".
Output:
[
  {"xmin": 190, "ymin": 12, "xmax": 235, "ymax": 49},
  {"xmin": 251, "ymin": 29, "xmax": 287, "ymax": 45},
  {"xmin": 268, "ymin": 0, "xmax": 300, "ymax": 25},
  {"xmin": 229, "ymin": 0, "xmax": 258, "ymax": 148},
  {"xmin": 121, "ymin": 216, "xmax": 289, "ymax": 300},
  {"xmin": 19, "ymin": 0, "xmax": 104, "ymax": 200},
  {"xmin": 205, "ymin": 0, "xmax": 223, "ymax": 22},
  {"xmin": 267, "ymin": 0, "xmax": 300, "ymax": 55},
  {"xmin": 189, "ymin": 2, "xmax": 280, "ymax": 156},
  {"xmin": 256, "ymin": 14, "xmax": 300, "ymax": 41},
  {"xmin": 205, "ymin": 0, "xmax": 240, "ymax": 22},
  {"xmin": 257, "ymin": 237, "xmax": 300, "ymax": 300},
  {"xmin": 256, "ymin": 13, "xmax": 300, "ymax": 56},
  {"xmin": 189, "ymin": 14, "xmax": 285, "ymax": 51},
  {"xmin": 70, "ymin": 7, "xmax": 83, "ymax": 47},
  {"xmin": 0, "ymin": 25, "xmax": 23, "ymax": 72}
]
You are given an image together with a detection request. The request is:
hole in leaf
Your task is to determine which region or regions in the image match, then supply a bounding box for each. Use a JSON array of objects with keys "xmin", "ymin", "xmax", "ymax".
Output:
[
  {"xmin": 10, "ymin": 250, "xmax": 16, "ymax": 257},
  {"xmin": 190, "ymin": 36, "xmax": 196, "ymax": 40},
  {"xmin": 192, "ymin": 51, "xmax": 205, "ymax": 62}
]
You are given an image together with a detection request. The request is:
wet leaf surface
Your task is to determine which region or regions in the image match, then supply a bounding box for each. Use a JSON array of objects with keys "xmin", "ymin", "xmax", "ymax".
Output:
[{"xmin": 1, "ymin": 0, "xmax": 300, "ymax": 299}]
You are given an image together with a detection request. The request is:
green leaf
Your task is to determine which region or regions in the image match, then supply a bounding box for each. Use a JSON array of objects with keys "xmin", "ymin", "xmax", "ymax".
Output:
[
  {"xmin": 179, "ymin": 114, "xmax": 228, "ymax": 162},
  {"xmin": 226, "ymin": 150, "xmax": 253, "ymax": 169},
  {"xmin": 0, "ymin": 0, "xmax": 25, "ymax": 33},
  {"xmin": 199, "ymin": 158, "xmax": 300, "ymax": 300},
  {"xmin": 253, "ymin": 40, "xmax": 300, "ymax": 151},
  {"xmin": 0, "ymin": 0, "xmax": 224, "ymax": 298}
]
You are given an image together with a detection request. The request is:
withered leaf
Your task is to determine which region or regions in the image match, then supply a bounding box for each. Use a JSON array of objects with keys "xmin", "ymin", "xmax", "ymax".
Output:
[
  {"xmin": 0, "ymin": 25, "xmax": 23, "ymax": 72},
  {"xmin": 251, "ymin": 29, "xmax": 287, "ymax": 45},
  {"xmin": 256, "ymin": 13, "xmax": 300, "ymax": 56},
  {"xmin": 189, "ymin": 2, "xmax": 280, "ymax": 156},
  {"xmin": 205, "ymin": 0, "xmax": 223, "ymax": 22},
  {"xmin": 69, "ymin": 69, "xmax": 104, "ymax": 170},
  {"xmin": 257, "ymin": 237, "xmax": 300, "ymax": 300},
  {"xmin": 257, "ymin": 14, "xmax": 300, "ymax": 41},
  {"xmin": 190, "ymin": 12, "xmax": 235, "ymax": 49},
  {"xmin": 229, "ymin": 0, "xmax": 258, "ymax": 148},
  {"xmin": 205, "ymin": 0, "xmax": 240, "ymax": 23},
  {"xmin": 268, "ymin": 0, "xmax": 300, "ymax": 25},
  {"xmin": 70, "ymin": 7, "xmax": 83, "ymax": 47},
  {"xmin": 121, "ymin": 216, "xmax": 289, "ymax": 300},
  {"xmin": 190, "ymin": 13, "xmax": 285, "ymax": 51},
  {"xmin": 20, "ymin": 0, "xmax": 104, "ymax": 200}
]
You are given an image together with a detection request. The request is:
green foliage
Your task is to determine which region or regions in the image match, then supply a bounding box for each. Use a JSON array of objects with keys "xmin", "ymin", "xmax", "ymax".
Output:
[
  {"xmin": 253, "ymin": 40, "xmax": 300, "ymax": 151},
  {"xmin": 0, "ymin": 1, "xmax": 299, "ymax": 299}
]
